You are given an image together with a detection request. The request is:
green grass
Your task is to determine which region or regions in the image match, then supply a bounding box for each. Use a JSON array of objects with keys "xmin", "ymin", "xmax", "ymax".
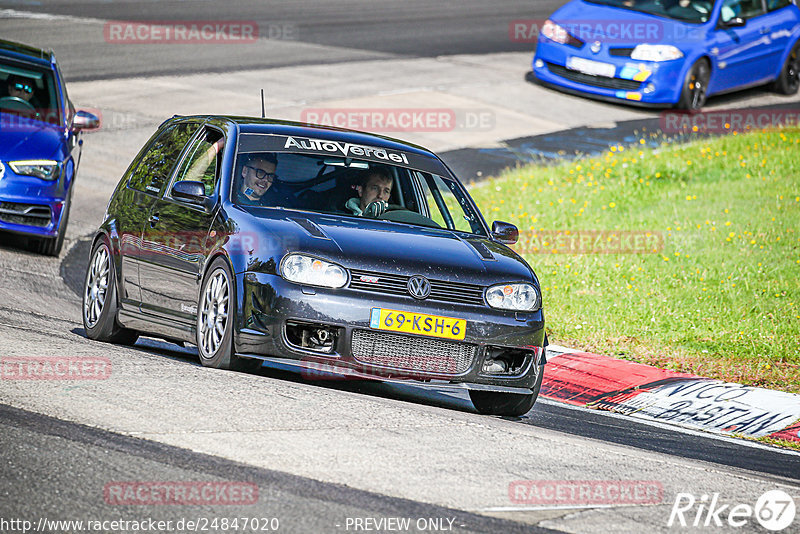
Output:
[{"xmin": 468, "ymin": 128, "xmax": 800, "ymax": 393}]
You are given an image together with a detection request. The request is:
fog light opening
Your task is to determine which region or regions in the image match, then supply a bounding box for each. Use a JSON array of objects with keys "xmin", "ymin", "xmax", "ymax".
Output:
[
  {"xmin": 482, "ymin": 359, "xmax": 509, "ymax": 374},
  {"xmin": 285, "ymin": 321, "xmax": 337, "ymax": 353},
  {"xmin": 481, "ymin": 346, "xmax": 530, "ymax": 376},
  {"xmin": 534, "ymin": 59, "xmax": 544, "ymax": 68},
  {"xmin": 643, "ymin": 83, "xmax": 656, "ymax": 94}
]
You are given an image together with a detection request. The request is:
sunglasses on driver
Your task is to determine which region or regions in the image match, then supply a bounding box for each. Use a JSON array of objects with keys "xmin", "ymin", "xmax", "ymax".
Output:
[{"xmin": 12, "ymin": 82, "xmax": 33, "ymax": 94}]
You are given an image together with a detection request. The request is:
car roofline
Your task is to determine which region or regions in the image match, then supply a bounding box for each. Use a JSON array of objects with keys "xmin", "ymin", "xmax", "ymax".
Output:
[
  {"xmin": 170, "ymin": 114, "xmax": 441, "ymax": 159},
  {"xmin": 0, "ymin": 39, "xmax": 55, "ymax": 67}
]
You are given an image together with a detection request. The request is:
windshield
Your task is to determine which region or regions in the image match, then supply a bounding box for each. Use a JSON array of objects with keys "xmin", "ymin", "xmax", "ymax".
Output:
[
  {"xmin": 232, "ymin": 150, "xmax": 487, "ymax": 237},
  {"xmin": 584, "ymin": 0, "xmax": 715, "ymax": 23},
  {"xmin": 0, "ymin": 59, "xmax": 60, "ymax": 124}
]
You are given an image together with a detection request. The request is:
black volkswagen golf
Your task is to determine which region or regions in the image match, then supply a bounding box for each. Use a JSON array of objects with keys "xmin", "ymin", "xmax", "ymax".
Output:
[{"xmin": 83, "ymin": 115, "xmax": 546, "ymax": 416}]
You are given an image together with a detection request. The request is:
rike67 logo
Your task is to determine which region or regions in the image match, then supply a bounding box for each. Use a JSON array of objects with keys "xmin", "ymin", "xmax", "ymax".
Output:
[{"xmin": 668, "ymin": 490, "xmax": 796, "ymax": 531}]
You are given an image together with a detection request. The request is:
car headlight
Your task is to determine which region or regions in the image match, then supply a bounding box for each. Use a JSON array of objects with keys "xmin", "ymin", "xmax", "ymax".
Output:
[
  {"xmin": 486, "ymin": 283, "xmax": 540, "ymax": 312},
  {"xmin": 541, "ymin": 19, "xmax": 570, "ymax": 44},
  {"xmin": 630, "ymin": 44, "xmax": 684, "ymax": 62},
  {"xmin": 280, "ymin": 254, "xmax": 348, "ymax": 288},
  {"xmin": 8, "ymin": 160, "xmax": 60, "ymax": 180}
]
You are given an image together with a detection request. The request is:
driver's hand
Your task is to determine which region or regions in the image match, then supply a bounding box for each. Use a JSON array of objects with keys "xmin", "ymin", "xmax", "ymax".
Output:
[{"xmin": 363, "ymin": 200, "xmax": 388, "ymax": 217}]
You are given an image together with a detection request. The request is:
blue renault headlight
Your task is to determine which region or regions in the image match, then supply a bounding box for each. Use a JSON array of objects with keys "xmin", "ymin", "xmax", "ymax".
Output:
[{"xmin": 630, "ymin": 44, "xmax": 684, "ymax": 62}]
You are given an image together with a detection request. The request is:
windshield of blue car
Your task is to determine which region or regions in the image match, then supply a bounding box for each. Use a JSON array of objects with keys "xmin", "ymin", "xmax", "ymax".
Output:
[
  {"xmin": 584, "ymin": 0, "xmax": 715, "ymax": 23},
  {"xmin": 0, "ymin": 60, "xmax": 60, "ymax": 124},
  {"xmin": 232, "ymin": 151, "xmax": 487, "ymax": 236}
]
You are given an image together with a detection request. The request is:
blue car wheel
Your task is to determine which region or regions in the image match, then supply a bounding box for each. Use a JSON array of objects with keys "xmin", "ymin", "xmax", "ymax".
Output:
[
  {"xmin": 775, "ymin": 40, "xmax": 800, "ymax": 95},
  {"xmin": 678, "ymin": 59, "xmax": 710, "ymax": 111}
]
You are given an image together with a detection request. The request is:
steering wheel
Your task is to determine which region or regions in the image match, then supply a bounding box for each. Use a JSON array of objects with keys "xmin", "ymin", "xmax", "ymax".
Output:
[
  {"xmin": 378, "ymin": 208, "xmax": 441, "ymax": 228},
  {"xmin": 0, "ymin": 96, "xmax": 36, "ymax": 114}
]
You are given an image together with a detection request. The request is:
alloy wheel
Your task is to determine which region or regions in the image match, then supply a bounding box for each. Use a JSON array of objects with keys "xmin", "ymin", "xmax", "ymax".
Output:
[
  {"xmin": 84, "ymin": 245, "xmax": 109, "ymax": 328},
  {"xmin": 199, "ymin": 269, "xmax": 229, "ymax": 357},
  {"xmin": 689, "ymin": 65, "xmax": 708, "ymax": 110},
  {"xmin": 787, "ymin": 48, "xmax": 800, "ymax": 92}
]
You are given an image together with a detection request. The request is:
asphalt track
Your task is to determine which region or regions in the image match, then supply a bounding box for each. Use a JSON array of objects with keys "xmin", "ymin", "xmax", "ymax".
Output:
[
  {"xmin": 0, "ymin": 0, "xmax": 564, "ymax": 81},
  {"xmin": 2, "ymin": 1, "xmax": 800, "ymax": 532}
]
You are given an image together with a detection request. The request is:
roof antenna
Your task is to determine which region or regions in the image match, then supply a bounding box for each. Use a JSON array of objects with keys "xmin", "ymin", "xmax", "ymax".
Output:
[{"xmin": 260, "ymin": 89, "xmax": 266, "ymax": 119}]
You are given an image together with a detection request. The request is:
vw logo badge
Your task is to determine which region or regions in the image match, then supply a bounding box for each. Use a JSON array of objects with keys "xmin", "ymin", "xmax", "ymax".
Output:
[
  {"xmin": 407, "ymin": 275, "xmax": 431, "ymax": 299},
  {"xmin": 591, "ymin": 41, "xmax": 602, "ymax": 54}
]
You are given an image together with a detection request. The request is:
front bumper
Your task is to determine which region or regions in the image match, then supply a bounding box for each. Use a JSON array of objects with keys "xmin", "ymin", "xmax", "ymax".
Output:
[
  {"xmin": 235, "ymin": 272, "xmax": 546, "ymax": 392},
  {"xmin": 0, "ymin": 171, "xmax": 66, "ymax": 238},
  {"xmin": 532, "ymin": 39, "xmax": 686, "ymax": 106},
  {"xmin": 0, "ymin": 196, "xmax": 64, "ymax": 238}
]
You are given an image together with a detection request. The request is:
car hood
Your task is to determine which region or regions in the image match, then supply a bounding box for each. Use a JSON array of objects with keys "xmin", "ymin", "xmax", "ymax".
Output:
[
  {"xmin": 0, "ymin": 115, "xmax": 65, "ymax": 162},
  {"xmin": 238, "ymin": 209, "xmax": 536, "ymax": 285},
  {"xmin": 553, "ymin": 0, "xmax": 700, "ymax": 45}
]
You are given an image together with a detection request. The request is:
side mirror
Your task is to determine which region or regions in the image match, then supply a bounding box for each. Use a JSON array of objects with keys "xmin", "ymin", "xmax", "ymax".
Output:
[
  {"xmin": 172, "ymin": 180, "xmax": 213, "ymax": 208},
  {"xmin": 73, "ymin": 109, "xmax": 100, "ymax": 130},
  {"xmin": 491, "ymin": 220, "xmax": 519, "ymax": 245},
  {"xmin": 721, "ymin": 16, "xmax": 746, "ymax": 28}
]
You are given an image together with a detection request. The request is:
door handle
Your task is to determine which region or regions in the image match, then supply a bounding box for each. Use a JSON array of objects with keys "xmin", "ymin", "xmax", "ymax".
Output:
[
  {"xmin": 760, "ymin": 27, "xmax": 771, "ymax": 35},
  {"xmin": 148, "ymin": 214, "xmax": 160, "ymax": 227}
]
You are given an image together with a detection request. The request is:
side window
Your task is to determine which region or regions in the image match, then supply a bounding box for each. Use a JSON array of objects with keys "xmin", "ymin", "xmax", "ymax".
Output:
[
  {"xmin": 128, "ymin": 121, "xmax": 199, "ymax": 195},
  {"xmin": 720, "ymin": 0, "xmax": 764, "ymax": 22},
  {"xmin": 417, "ymin": 173, "xmax": 477, "ymax": 233},
  {"xmin": 766, "ymin": 0, "xmax": 791, "ymax": 11},
  {"xmin": 172, "ymin": 128, "xmax": 224, "ymax": 196}
]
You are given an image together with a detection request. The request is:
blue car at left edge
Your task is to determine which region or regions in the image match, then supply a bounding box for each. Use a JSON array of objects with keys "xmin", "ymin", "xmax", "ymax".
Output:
[
  {"xmin": 531, "ymin": 0, "xmax": 800, "ymax": 109},
  {"xmin": 0, "ymin": 39, "xmax": 99, "ymax": 256}
]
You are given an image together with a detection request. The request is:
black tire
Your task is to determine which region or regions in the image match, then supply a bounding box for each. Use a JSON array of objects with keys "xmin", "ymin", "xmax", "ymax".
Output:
[
  {"xmin": 83, "ymin": 238, "xmax": 138, "ymax": 344},
  {"xmin": 196, "ymin": 258, "xmax": 261, "ymax": 372},
  {"xmin": 774, "ymin": 40, "xmax": 800, "ymax": 95},
  {"xmin": 469, "ymin": 365, "xmax": 545, "ymax": 417},
  {"xmin": 677, "ymin": 59, "xmax": 710, "ymax": 111}
]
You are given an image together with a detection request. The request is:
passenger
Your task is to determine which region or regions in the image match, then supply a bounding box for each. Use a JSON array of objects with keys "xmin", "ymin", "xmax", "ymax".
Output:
[
  {"xmin": 235, "ymin": 153, "xmax": 294, "ymax": 207},
  {"xmin": 345, "ymin": 166, "xmax": 393, "ymax": 217}
]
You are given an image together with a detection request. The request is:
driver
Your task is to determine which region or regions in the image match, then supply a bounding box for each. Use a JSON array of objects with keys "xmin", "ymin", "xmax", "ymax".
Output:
[
  {"xmin": 345, "ymin": 166, "xmax": 393, "ymax": 217},
  {"xmin": 6, "ymin": 75, "xmax": 35, "ymax": 103}
]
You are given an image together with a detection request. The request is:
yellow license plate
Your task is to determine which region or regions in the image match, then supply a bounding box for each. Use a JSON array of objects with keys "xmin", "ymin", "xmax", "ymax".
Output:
[{"xmin": 369, "ymin": 308, "xmax": 466, "ymax": 340}]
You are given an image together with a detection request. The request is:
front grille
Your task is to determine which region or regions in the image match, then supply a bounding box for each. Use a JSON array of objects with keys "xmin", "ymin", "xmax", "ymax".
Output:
[
  {"xmin": 546, "ymin": 62, "xmax": 641, "ymax": 91},
  {"xmin": 609, "ymin": 47, "xmax": 635, "ymax": 57},
  {"xmin": 351, "ymin": 329, "xmax": 477, "ymax": 375},
  {"xmin": 349, "ymin": 269, "xmax": 485, "ymax": 306},
  {"xmin": 0, "ymin": 202, "xmax": 51, "ymax": 227}
]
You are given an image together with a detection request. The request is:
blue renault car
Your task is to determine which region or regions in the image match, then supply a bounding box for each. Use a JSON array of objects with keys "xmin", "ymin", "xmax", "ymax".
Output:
[
  {"xmin": 531, "ymin": 0, "xmax": 800, "ymax": 109},
  {"xmin": 0, "ymin": 39, "xmax": 99, "ymax": 256}
]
